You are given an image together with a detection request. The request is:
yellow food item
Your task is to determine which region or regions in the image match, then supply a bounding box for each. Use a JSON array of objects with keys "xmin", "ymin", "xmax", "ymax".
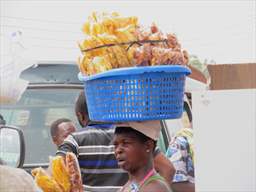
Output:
[
  {"xmin": 78, "ymin": 12, "xmax": 139, "ymax": 76},
  {"xmin": 115, "ymin": 25, "xmax": 137, "ymax": 45},
  {"xmin": 113, "ymin": 46, "xmax": 131, "ymax": 68},
  {"xmin": 32, "ymin": 154, "xmax": 83, "ymax": 192},
  {"xmin": 86, "ymin": 56, "xmax": 112, "ymax": 75},
  {"xmin": 32, "ymin": 168, "xmax": 62, "ymax": 192},
  {"xmin": 52, "ymin": 156, "xmax": 71, "ymax": 192},
  {"xmin": 78, "ymin": 12, "xmax": 189, "ymax": 75},
  {"xmin": 82, "ymin": 12, "xmax": 138, "ymax": 36},
  {"xmin": 77, "ymin": 55, "xmax": 88, "ymax": 75},
  {"xmin": 79, "ymin": 36, "xmax": 104, "ymax": 58},
  {"xmin": 97, "ymin": 34, "xmax": 119, "ymax": 68},
  {"xmin": 66, "ymin": 152, "xmax": 83, "ymax": 192}
]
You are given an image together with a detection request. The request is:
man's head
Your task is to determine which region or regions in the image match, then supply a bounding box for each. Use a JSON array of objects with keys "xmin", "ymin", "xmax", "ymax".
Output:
[
  {"xmin": 75, "ymin": 91, "xmax": 89, "ymax": 127},
  {"xmin": 50, "ymin": 118, "xmax": 76, "ymax": 146}
]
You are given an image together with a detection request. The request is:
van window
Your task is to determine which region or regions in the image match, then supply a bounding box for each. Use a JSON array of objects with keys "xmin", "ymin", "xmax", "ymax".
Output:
[{"xmin": 0, "ymin": 88, "xmax": 82, "ymax": 164}]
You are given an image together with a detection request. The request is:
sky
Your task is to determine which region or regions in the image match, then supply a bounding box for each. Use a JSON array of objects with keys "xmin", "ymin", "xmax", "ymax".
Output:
[{"xmin": 1, "ymin": 0, "xmax": 255, "ymax": 65}]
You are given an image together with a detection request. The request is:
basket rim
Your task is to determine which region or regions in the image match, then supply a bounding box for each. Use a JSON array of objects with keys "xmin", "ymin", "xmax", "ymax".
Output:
[{"xmin": 78, "ymin": 65, "xmax": 191, "ymax": 82}]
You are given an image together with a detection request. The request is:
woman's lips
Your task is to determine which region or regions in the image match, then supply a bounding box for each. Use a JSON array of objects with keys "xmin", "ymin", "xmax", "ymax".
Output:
[
  {"xmin": 117, "ymin": 157, "xmax": 126, "ymax": 167},
  {"xmin": 118, "ymin": 160, "xmax": 125, "ymax": 167}
]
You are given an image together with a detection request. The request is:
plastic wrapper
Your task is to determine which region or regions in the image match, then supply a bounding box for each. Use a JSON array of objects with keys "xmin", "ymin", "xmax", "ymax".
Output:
[
  {"xmin": 78, "ymin": 12, "xmax": 138, "ymax": 76},
  {"xmin": 32, "ymin": 167, "xmax": 62, "ymax": 192},
  {"xmin": 51, "ymin": 156, "xmax": 71, "ymax": 192},
  {"xmin": 66, "ymin": 152, "xmax": 83, "ymax": 192},
  {"xmin": 77, "ymin": 12, "xmax": 189, "ymax": 76},
  {"xmin": 32, "ymin": 152, "xmax": 83, "ymax": 192},
  {"xmin": 0, "ymin": 55, "xmax": 34, "ymax": 104}
]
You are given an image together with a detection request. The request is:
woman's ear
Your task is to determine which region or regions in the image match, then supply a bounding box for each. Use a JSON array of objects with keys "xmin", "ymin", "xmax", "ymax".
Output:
[{"xmin": 145, "ymin": 140, "xmax": 155, "ymax": 153}]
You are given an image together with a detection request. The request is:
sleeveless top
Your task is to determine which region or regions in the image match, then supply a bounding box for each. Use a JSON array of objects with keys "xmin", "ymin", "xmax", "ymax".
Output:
[{"xmin": 123, "ymin": 173, "xmax": 170, "ymax": 192}]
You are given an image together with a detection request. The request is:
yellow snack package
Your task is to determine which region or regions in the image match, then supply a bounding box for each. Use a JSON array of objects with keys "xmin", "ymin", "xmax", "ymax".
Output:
[
  {"xmin": 32, "ymin": 167, "xmax": 62, "ymax": 192},
  {"xmin": 51, "ymin": 156, "xmax": 71, "ymax": 192}
]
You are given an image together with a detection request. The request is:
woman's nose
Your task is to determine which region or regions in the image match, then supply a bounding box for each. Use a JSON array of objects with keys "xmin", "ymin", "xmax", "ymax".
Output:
[{"xmin": 114, "ymin": 145, "xmax": 123, "ymax": 155}]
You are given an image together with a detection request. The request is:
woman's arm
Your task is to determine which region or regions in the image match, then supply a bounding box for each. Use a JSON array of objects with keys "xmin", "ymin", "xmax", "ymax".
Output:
[
  {"xmin": 171, "ymin": 182, "xmax": 195, "ymax": 192},
  {"xmin": 154, "ymin": 151, "xmax": 175, "ymax": 186}
]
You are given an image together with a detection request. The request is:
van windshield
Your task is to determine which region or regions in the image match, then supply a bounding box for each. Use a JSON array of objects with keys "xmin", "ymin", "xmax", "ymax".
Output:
[{"xmin": 0, "ymin": 88, "xmax": 82, "ymax": 165}]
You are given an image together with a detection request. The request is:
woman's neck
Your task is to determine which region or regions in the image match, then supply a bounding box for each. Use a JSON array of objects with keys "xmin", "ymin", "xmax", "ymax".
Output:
[{"xmin": 129, "ymin": 164, "xmax": 155, "ymax": 184}]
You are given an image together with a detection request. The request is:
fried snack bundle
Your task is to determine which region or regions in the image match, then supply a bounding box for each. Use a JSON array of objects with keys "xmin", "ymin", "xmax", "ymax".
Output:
[
  {"xmin": 32, "ymin": 152, "xmax": 83, "ymax": 192},
  {"xmin": 78, "ymin": 12, "xmax": 189, "ymax": 76},
  {"xmin": 51, "ymin": 156, "xmax": 71, "ymax": 192},
  {"xmin": 32, "ymin": 168, "xmax": 62, "ymax": 192},
  {"xmin": 78, "ymin": 12, "xmax": 137, "ymax": 75},
  {"xmin": 131, "ymin": 24, "xmax": 189, "ymax": 66},
  {"xmin": 66, "ymin": 152, "xmax": 83, "ymax": 192}
]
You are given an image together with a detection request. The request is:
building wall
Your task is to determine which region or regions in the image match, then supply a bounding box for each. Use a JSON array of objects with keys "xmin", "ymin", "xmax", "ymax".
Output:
[{"xmin": 208, "ymin": 63, "xmax": 256, "ymax": 90}]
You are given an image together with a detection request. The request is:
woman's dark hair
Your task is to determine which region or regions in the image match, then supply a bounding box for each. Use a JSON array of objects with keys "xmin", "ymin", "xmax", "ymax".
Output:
[{"xmin": 115, "ymin": 126, "xmax": 156, "ymax": 148}]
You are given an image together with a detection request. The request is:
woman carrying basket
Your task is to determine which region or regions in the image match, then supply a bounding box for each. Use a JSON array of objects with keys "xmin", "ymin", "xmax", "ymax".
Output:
[{"xmin": 113, "ymin": 120, "xmax": 172, "ymax": 192}]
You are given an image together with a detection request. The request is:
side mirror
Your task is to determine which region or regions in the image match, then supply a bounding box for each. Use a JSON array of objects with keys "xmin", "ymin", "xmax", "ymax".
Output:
[{"xmin": 0, "ymin": 126, "xmax": 25, "ymax": 167}]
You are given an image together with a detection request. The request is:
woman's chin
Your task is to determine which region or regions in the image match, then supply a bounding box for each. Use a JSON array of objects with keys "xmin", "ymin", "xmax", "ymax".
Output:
[
  {"xmin": 118, "ymin": 161, "xmax": 126, "ymax": 168},
  {"xmin": 118, "ymin": 161, "xmax": 130, "ymax": 171}
]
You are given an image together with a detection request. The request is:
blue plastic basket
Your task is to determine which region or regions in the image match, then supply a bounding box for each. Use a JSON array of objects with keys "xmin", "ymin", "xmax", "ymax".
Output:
[{"xmin": 78, "ymin": 65, "xmax": 191, "ymax": 122}]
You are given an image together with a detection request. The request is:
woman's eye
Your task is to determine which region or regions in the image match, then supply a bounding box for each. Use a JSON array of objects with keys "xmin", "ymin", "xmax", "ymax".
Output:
[{"xmin": 123, "ymin": 141, "xmax": 131, "ymax": 146}]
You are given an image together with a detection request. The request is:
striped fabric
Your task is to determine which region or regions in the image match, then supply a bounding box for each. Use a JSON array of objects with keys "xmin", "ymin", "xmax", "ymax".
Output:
[{"xmin": 56, "ymin": 124, "xmax": 128, "ymax": 192}]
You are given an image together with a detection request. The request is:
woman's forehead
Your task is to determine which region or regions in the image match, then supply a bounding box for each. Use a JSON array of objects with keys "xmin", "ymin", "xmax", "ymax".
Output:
[{"xmin": 113, "ymin": 132, "xmax": 139, "ymax": 141}]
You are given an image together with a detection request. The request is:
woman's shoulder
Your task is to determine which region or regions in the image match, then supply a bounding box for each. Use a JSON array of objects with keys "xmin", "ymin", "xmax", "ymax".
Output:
[
  {"xmin": 142, "ymin": 180, "xmax": 171, "ymax": 192},
  {"xmin": 142, "ymin": 174, "xmax": 172, "ymax": 192}
]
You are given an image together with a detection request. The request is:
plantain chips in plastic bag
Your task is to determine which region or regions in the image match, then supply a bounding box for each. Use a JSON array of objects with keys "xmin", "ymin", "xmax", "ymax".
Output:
[
  {"xmin": 51, "ymin": 156, "xmax": 71, "ymax": 192},
  {"xmin": 32, "ymin": 167, "xmax": 62, "ymax": 192}
]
